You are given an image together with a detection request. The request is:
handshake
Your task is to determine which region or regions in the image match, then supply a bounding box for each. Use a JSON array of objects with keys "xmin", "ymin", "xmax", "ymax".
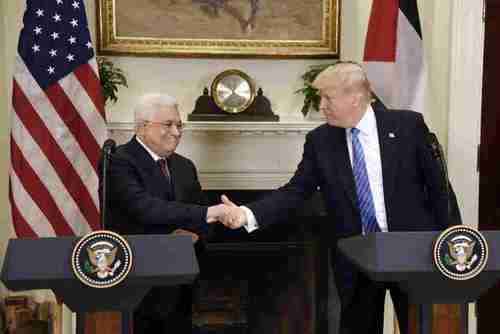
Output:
[{"xmin": 206, "ymin": 195, "xmax": 248, "ymax": 229}]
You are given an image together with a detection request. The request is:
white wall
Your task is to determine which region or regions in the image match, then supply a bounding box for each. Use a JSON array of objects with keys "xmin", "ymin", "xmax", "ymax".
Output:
[{"xmin": 447, "ymin": 2, "xmax": 485, "ymax": 332}]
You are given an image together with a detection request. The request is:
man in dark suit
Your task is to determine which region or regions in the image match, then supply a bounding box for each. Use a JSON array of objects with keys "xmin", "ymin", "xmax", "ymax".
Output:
[
  {"xmin": 214, "ymin": 62, "xmax": 455, "ymax": 333},
  {"xmin": 104, "ymin": 93, "xmax": 226, "ymax": 334}
]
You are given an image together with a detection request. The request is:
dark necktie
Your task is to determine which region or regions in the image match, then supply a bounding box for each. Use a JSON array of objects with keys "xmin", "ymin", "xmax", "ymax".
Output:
[
  {"xmin": 351, "ymin": 128, "xmax": 380, "ymax": 233},
  {"xmin": 157, "ymin": 158, "xmax": 174, "ymax": 199},
  {"xmin": 157, "ymin": 158, "xmax": 171, "ymax": 181}
]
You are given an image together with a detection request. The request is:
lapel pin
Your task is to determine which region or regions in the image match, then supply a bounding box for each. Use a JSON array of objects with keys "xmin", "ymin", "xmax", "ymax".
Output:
[{"xmin": 389, "ymin": 132, "xmax": 396, "ymax": 138}]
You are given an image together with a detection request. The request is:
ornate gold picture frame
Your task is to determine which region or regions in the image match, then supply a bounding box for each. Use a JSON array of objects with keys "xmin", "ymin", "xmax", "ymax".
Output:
[{"xmin": 97, "ymin": 0, "xmax": 340, "ymax": 58}]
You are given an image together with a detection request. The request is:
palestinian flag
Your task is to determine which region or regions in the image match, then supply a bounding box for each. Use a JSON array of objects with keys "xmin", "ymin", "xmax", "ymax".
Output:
[{"xmin": 363, "ymin": 0, "xmax": 426, "ymax": 115}]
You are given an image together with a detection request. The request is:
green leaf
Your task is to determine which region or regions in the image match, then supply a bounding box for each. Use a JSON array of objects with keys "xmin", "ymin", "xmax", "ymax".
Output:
[
  {"xmin": 296, "ymin": 62, "xmax": 338, "ymax": 115},
  {"xmin": 97, "ymin": 56, "xmax": 128, "ymax": 106}
]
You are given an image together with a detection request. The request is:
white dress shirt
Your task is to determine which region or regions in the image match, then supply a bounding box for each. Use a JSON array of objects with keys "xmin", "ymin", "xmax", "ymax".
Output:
[
  {"xmin": 346, "ymin": 106, "xmax": 387, "ymax": 232},
  {"xmin": 243, "ymin": 105, "xmax": 388, "ymax": 233}
]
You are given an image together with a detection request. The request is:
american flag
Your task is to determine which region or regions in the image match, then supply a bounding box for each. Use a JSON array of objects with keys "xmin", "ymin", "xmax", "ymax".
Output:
[{"xmin": 10, "ymin": 0, "xmax": 107, "ymax": 237}]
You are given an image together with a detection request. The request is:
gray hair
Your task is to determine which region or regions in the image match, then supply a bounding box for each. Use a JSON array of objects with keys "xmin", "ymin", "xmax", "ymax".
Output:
[
  {"xmin": 134, "ymin": 93, "xmax": 178, "ymax": 125},
  {"xmin": 313, "ymin": 61, "xmax": 372, "ymax": 104}
]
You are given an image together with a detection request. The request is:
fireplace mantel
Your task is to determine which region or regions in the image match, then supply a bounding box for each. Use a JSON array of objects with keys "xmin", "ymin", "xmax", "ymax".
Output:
[
  {"xmin": 108, "ymin": 121, "xmax": 323, "ymax": 190},
  {"xmin": 108, "ymin": 121, "xmax": 321, "ymax": 134}
]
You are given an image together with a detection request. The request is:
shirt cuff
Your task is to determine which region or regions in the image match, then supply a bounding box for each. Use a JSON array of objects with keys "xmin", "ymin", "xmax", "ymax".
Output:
[{"xmin": 241, "ymin": 206, "xmax": 259, "ymax": 233}]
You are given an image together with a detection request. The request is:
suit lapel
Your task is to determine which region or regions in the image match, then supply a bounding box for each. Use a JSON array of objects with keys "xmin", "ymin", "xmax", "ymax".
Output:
[
  {"xmin": 128, "ymin": 137, "xmax": 173, "ymax": 200},
  {"xmin": 325, "ymin": 126, "xmax": 358, "ymax": 209},
  {"xmin": 374, "ymin": 104, "xmax": 401, "ymax": 204},
  {"xmin": 128, "ymin": 137, "xmax": 157, "ymax": 173},
  {"xmin": 169, "ymin": 155, "xmax": 181, "ymax": 201}
]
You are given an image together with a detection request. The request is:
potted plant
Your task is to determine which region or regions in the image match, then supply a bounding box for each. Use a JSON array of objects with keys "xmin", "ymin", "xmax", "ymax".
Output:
[
  {"xmin": 295, "ymin": 62, "xmax": 337, "ymax": 116},
  {"xmin": 97, "ymin": 57, "xmax": 128, "ymax": 105}
]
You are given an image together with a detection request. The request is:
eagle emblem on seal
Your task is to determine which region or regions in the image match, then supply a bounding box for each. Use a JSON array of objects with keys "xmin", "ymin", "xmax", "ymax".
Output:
[
  {"xmin": 72, "ymin": 230, "xmax": 133, "ymax": 288},
  {"xmin": 446, "ymin": 236, "xmax": 477, "ymax": 272},
  {"xmin": 434, "ymin": 226, "xmax": 488, "ymax": 281},
  {"xmin": 86, "ymin": 241, "xmax": 121, "ymax": 279}
]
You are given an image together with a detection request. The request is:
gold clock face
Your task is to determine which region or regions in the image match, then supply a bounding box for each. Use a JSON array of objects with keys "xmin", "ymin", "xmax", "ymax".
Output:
[{"xmin": 211, "ymin": 69, "xmax": 256, "ymax": 114}]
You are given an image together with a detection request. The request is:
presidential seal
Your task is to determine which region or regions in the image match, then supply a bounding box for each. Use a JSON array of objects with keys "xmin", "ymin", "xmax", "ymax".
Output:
[
  {"xmin": 433, "ymin": 225, "xmax": 488, "ymax": 281},
  {"xmin": 71, "ymin": 230, "xmax": 133, "ymax": 288}
]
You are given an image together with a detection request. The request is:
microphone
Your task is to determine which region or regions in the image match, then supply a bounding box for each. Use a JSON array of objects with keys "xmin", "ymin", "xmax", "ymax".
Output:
[{"xmin": 102, "ymin": 139, "xmax": 116, "ymax": 156}]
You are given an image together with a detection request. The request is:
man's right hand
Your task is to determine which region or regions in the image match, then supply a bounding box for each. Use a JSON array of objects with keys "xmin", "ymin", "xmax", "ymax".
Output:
[
  {"xmin": 206, "ymin": 195, "xmax": 248, "ymax": 229},
  {"xmin": 206, "ymin": 204, "xmax": 228, "ymax": 223},
  {"xmin": 218, "ymin": 195, "xmax": 247, "ymax": 229}
]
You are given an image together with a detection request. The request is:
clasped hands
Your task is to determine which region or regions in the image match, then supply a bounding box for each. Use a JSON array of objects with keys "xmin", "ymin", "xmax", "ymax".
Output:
[{"xmin": 206, "ymin": 195, "xmax": 247, "ymax": 229}]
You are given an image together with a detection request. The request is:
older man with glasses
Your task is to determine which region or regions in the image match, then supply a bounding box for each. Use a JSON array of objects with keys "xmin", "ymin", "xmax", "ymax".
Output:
[{"xmin": 104, "ymin": 93, "xmax": 227, "ymax": 334}]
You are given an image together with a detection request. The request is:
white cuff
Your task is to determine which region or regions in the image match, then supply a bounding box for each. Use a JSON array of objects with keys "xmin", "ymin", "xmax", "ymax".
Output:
[{"xmin": 241, "ymin": 206, "xmax": 259, "ymax": 233}]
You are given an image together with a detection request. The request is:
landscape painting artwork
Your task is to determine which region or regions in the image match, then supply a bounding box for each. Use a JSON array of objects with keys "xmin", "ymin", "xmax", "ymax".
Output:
[{"xmin": 97, "ymin": 0, "xmax": 339, "ymax": 57}]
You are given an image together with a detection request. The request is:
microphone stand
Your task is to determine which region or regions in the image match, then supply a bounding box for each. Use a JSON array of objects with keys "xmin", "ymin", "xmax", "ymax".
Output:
[
  {"xmin": 100, "ymin": 140, "xmax": 116, "ymax": 230},
  {"xmin": 428, "ymin": 133, "xmax": 451, "ymax": 222}
]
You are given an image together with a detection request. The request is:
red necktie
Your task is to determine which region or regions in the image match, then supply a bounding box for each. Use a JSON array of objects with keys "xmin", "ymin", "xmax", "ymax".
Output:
[
  {"xmin": 157, "ymin": 158, "xmax": 171, "ymax": 182},
  {"xmin": 158, "ymin": 158, "xmax": 175, "ymax": 200}
]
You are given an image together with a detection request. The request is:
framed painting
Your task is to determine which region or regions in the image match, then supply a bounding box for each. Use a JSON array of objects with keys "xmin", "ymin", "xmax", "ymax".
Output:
[{"xmin": 97, "ymin": 0, "xmax": 340, "ymax": 58}]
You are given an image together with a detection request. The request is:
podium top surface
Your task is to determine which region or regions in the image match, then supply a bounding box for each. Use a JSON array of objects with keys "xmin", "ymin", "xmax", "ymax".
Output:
[
  {"xmin": 337, "ymin": 231, "xmax": 500, "ymax": 282},
  {"xmin": 1, "ymin": 234, "xmax": 199, "ymax": 291}
]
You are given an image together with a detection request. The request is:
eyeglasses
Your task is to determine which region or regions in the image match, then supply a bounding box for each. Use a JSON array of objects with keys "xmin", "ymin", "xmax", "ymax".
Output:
[{"xmin": 143, "ymin": 120, "xmax": 184, "ymax": 132}]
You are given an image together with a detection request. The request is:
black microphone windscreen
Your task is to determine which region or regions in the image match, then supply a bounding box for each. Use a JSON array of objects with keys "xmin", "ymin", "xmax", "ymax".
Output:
[
  {"xmin": 102, "ymin": 139, "xmax": 116, "ymax": 154},
  {"xmin": 427, "ymin": 133, "xmax": 441, "ymax": 159}
]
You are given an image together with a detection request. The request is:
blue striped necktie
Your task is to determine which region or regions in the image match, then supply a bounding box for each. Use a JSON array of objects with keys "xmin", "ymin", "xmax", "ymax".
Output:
[{"xmin": 351, "ymin": 128, "xmax": 380, "ymax": 233}]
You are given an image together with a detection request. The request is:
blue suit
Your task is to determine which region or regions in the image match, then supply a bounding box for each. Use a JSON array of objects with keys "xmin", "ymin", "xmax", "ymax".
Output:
[{"xmin": 247, "ymin": 103, "xmax": 451, "ymax": 333}]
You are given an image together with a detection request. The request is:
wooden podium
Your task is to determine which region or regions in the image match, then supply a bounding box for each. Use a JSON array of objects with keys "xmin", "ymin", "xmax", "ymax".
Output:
[{"xmin": 338, "ymin": 231, "xmax": 500, "ymax": 334}]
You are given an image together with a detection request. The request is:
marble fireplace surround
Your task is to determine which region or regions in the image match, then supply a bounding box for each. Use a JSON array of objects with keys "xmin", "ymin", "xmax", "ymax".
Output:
[{"xmin": 108, "ymin": 121, "xmax": 323, "ymax": 190}]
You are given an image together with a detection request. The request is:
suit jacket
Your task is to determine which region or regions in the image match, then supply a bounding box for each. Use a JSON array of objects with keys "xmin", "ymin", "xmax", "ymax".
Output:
[
  {"xmin": 104, "ymin": 136, "xmax": 208, "ymax": 236},
  {"xmin": 247, "ymin": 103, "xmax": 451, "ymax": 292}
]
